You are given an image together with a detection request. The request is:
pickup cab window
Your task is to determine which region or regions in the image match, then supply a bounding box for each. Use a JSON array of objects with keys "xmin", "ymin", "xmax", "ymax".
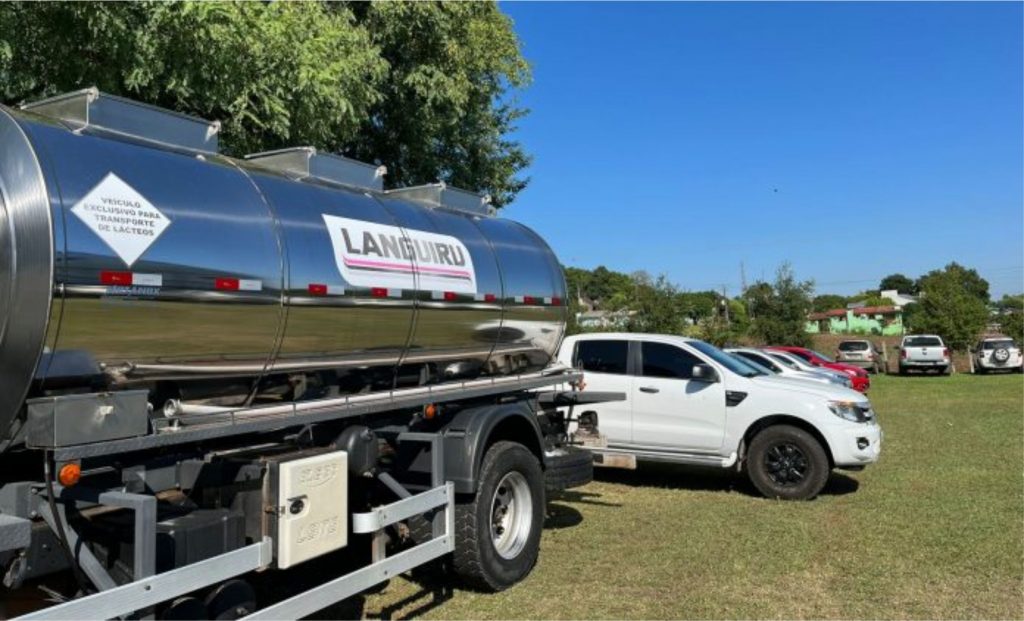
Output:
[
  {"xmin": 641, "ymin": 342, "xmax": 701, "ymax": 379},
  {"xmin": 574, "ymin": 340, "xmax": 629, "ymax": 375}
]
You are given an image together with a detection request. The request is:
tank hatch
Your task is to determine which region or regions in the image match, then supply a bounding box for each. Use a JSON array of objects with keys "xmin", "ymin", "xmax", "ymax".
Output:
[
  {"xmin": 387, "ymin": 183, "xmax": 495, "ymax": 218},
  {"xmin": 20, "ymin": 87, "xmax": 221, "ymax": 154},
  {"xmin": 245, "ymin": 147, "xmax": 386, "ymax": 192}
]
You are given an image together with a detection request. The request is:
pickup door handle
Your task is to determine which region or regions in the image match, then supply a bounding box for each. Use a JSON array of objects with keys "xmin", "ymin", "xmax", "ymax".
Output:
[{"xmin": 638, "ymin": 386, "xmax": 660, "ymax": 394}]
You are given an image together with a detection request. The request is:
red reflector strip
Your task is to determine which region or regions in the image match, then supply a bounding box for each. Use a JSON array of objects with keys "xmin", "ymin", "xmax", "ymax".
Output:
[
  {"xmin": 485, "ymin": 293, "xmax": 497, "ymax": 303},
  {"xmin": 308, "ymin": 284, "xmax": 328, "ymax": 296},
  {"xmin": 100, "ymin": 271, "xmax": 132, "ymax": 285},
  {"xmin": 550, "ymin": 297, "xmax": 563, "ymax": 306},
  {"xmin": 370, "ymin": 287, "xmax": 388, "ymax": 298},
  {"xmin": 443, "ymin": 291, "xmax": 457, "ymax": 301},
  {"xmin": 522, "ymin": 295, "xmax": 537, "ymax": 305},
  {"xmin": 215, "ymin": 278, "xmax": 239, "ymax": 291}
]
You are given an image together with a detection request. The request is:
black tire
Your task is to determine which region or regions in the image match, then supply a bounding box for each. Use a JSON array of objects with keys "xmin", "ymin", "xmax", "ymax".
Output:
[
  {"xmin": 746, "ymin": 425, "xmax": 830, "ymax": 501},
  {"xmin": 899, "ymin": 365, "xmax": 908, "ymax": 376},
  {"xmin": 544, "ymin": 447, "xmax": 593, "ymax": 491},
  {"xmin": 940, "ymin": 365, "xmax": 951, "ymax": 376},
  {"xmin": 453, "ymin": 441, "xmax": 544, "ymax": 591}
]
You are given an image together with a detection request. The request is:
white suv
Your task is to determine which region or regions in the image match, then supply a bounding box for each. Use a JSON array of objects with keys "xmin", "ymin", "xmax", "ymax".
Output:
[
  {"xmin": 972, "ymin": 337, "xmax": 1023, "ymax": 374},
  {"xmin": 559, "ymin": 333, "xmax": 882, "ymax": 500}
]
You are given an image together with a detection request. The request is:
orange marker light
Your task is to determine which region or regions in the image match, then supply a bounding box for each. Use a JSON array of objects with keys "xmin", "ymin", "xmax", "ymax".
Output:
[
  {"xmin": 58, "ymin": 463, "xmax": 81, "ymax": 487},
  {"xmin": 424, "ymin": 403, "xmax": 438, "ymax": 420}
]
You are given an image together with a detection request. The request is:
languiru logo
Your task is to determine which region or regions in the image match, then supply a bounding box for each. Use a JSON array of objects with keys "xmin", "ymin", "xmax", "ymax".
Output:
[{"xmin": 322, "ymin": 214, "xmax": 478, "ymax": 294}]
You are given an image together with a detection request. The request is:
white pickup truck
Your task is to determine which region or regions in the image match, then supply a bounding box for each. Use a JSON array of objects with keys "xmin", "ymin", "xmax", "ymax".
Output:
[
  {"xmin": 559, "ymin": 333, "xmax": 882, "ymax": 500},
  {"xmin": 898, "ymin": 334, "xmax": 951, "ymax": 375}
]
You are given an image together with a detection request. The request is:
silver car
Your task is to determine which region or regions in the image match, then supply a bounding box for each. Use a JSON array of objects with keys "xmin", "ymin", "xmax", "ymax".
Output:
[
  {"xmin": 761, "ymin": 349, "xmax": 854, "ymax": 387},
  {"xmin": 836, "ymin": 339, "xmax": 882, "ymax": 373},
  {"xmin": 727, "ymin": 348, "xmax": 853, "ymax": 389}
]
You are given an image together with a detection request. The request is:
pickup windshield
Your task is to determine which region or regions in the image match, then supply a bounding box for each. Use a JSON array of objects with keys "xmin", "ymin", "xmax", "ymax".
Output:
[
  {"xmin": 689, "ymin": 340, "xmax": 764, "ymax": 377},
  {"xmin": 905, "ymin": 336, "xmax": 942, "ymax": 347}
]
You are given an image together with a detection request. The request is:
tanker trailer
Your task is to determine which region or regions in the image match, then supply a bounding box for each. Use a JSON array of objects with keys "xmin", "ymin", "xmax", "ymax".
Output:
[{"xmin": 0, "ymin": 89, "xmax": 616, "ymax": 619}]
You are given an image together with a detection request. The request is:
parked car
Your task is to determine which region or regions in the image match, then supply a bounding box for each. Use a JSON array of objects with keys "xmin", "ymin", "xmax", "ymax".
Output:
[
  {"xmin": 836, "ymin": 339, "xmax": 883, "ymax": 374},
  {"xmin": 898, "ymin": 334, "xmax": 951, "ymax": 375},
  {"xmin": 559, "ymin": 333, "xmax": 883, "ymax": 500},
  {"xmin": 761, "ymin": 349, "xmax": 864, "ymax": 390},
  {"xmin": 765, "ymin": 346, "xmax": 871, "ymax": 392},
  {"xmin": 726, "ymin": 347, "xmax": 853, "ymax": 389},
  {"xmin": 972, "ymin": 337, "xmax": 1023, "ymax": 374}
]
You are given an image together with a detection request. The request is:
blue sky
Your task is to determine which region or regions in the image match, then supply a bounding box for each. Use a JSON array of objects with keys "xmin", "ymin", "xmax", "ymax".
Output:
[{"xmin": 499, "ymin": 2, "xmax": 1024, "ymax": 298}]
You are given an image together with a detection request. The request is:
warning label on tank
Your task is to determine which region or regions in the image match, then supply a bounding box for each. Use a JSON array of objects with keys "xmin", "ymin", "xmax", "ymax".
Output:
[
  {"xmin": 70, "ymin": 173, "xmax": 171, "ymax": 267},
  {"xmin": 322, "ymin": 214, "xmax": 477, "ymax": 294}
]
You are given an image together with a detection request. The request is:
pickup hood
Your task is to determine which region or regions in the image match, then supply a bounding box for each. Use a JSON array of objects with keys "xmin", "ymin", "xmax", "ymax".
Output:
[{"xmin": 748, "ymin": 374, "xmax": 867, "ymax": 403}]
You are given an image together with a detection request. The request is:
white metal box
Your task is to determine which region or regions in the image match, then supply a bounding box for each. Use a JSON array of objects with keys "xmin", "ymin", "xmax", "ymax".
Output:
[{"xmin": 265, "ymin": 450, "xmax": 348, "ymax": 569}]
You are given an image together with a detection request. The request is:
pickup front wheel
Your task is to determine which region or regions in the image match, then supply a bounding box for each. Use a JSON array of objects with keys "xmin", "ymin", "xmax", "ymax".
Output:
[{"xmin": 747, "ymin": 426, "xmax": 830, "ymax": 500}]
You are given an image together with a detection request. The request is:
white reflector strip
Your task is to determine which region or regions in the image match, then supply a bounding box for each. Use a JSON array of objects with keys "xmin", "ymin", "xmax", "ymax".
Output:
[
  {"xmin": 239, "ymin": 279, "xmax": 262, "ymax": 292},
  {"xmin": 544, "ymin": 297, "xmax": 553, "ymax": 305},
  {"xmin": 388, "ymin": 288, "xmax": 402, "ymax": 298},
  {"xmin": 431, "ymin": 291, "xmax": 444, "ymax": 300},
  {"xmin": 132, "ymin": 273, "xmax": 163, "ymax": 287},
  {"xmin": 474, "ymin": 293, "xmax": 486, "ymax": 302},
  {"xmin": 514, "ymin": 295, "xmax": 525, "ymax": 303},
  {"xmin": 327, "ymin": 285, "xmax": 345, "ymax": 295}
]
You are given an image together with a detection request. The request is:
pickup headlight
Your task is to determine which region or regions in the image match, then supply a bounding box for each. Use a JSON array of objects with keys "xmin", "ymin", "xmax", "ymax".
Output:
[{"xmin": 828, "ymin": 400, "xmax": 873, "ymax": 423}]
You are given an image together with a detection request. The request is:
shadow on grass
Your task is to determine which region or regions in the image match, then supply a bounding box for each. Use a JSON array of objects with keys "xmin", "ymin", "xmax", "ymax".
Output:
[{"xmin": 594, "ymin": 461, "xmax": 860, "ymax": 498}]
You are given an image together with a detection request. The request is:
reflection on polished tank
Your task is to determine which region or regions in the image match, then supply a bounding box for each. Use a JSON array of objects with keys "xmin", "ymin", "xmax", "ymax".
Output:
[{"xmin": 0, "ymin": 88, "xmax": 566, "ymax": 444}]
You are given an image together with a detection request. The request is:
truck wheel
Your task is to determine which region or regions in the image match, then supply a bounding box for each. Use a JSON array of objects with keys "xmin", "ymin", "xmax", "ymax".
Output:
[
  {"xmin": 454, "ymin": 441, "xmax": 544, "ymax": 591},
  {"xmin": 898, "ymin": 365, "xmax": 908, "ymax": 376},
  {"xmin": 747, "ymin": 426, "xmax": 830, "ymax": 501},
  {"xmin": 544, "ymin": 447, "xmax": 593, "ymax": 491}
]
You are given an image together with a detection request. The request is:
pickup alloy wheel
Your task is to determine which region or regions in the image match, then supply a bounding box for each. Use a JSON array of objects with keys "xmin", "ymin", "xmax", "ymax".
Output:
[{"xmin": 747, "ymin": 425, "xmax": 830, "ymax": 500}]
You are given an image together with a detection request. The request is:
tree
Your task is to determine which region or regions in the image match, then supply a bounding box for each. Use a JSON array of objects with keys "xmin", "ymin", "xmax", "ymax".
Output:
[
  {"xmin": 916, "ymin": 262, "xmax": 990, "ymax": 303},
  {"xmin": 746, "ymin": 264, "xmax": 814, "ymax": 347},
  {"xmin": 349, "ymin": 2, "xmax": 531, "ymax": 207},
  {"xmin": 879, "ymin": 273, "xmax": 917, "ymax": 294},
  {"xmin": 812, "ymin": 294, "xmax": 848, "ymax": 313},
  {"xmin": 999, "ymin": 310, "xmax": 1023, "ymax": 344},
  {"xmin": 622, "ymin": 274, "xmax": 686, "ymax": 334},
  {"xmin": 0, "ymin": 1, "xmax": 530, "ymax": 206},
  {"xmin": 912, "ymin": 267, "xmax": 989, "ymax": 351}
]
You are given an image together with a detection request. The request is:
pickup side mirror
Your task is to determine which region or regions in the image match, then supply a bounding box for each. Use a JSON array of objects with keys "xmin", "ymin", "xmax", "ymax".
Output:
[{"xmin": 691, "ymin": 363, "xmax": 719, "ymax": 383}]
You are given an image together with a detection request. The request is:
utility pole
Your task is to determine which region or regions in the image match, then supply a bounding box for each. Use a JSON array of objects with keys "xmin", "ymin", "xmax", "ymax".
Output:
[{"xmin": 740, "ymin": 261, "xmax": 748, "ymax": 295}]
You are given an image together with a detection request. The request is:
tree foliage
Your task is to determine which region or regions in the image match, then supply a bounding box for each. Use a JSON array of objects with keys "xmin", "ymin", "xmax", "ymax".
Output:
[
  {"xmin": 812, "ymin": 294, "xmax": 848, "ymax": 313},
  {"xmin": 879, "ymin": 273, "xmax": 917, "ymax": 294},
  {"xmin": 911, "ymin": 265, "xmax": 990, "ymax": 351},
  {"xmin": 0, "ymin": 1, "xmax": 530, "ymax": 205},
  {"xmin": 916, "ymin": 262, "xmax": 990, "ymax": 303},
  {"xmin": 745, "ymin": 264, "xmax": 814, "ymax": 347}
]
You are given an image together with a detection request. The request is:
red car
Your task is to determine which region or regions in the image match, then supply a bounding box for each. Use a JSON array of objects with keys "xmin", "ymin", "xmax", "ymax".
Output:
[{"xmin": 766, "ymin": 346, "xmax": 871, "ymax": 392}]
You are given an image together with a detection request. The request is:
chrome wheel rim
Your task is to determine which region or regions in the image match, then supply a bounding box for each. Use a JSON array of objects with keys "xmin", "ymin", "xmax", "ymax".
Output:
[{"xmin": 490, "ymin": 471, "xmax": 532, "ymax": 559}]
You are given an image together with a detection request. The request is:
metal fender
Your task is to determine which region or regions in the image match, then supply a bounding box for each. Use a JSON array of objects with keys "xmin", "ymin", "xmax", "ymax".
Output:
[{"xmin": 400, "ymin": 401, "xmax": 546, "ymax": 495}]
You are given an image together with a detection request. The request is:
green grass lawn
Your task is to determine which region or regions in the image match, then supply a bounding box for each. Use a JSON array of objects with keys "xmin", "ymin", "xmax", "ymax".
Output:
[{"xmin": 357, "ymin": 373, "xmax": 1024, "ymax": 619}]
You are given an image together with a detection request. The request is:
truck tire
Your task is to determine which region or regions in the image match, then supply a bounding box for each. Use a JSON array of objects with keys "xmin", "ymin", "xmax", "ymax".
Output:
[
  {"xmin": 746, "ymin": 425, "xmax": 830, "ymax": 501},
  {"xmin": 898, "ymin": 365, "xmax": 908, "ymax": 376},
  {"xmin": 453, "ymin": 441, "xmax": 544, "ymax": 591},
  {"xmin": 544, "ymin": 447, "xmax": 593, "ymax": 491}
]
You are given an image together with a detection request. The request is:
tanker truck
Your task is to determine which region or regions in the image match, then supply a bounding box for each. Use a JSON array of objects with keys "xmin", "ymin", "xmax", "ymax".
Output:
[{"xmin": 0, "ymin": 88, "xmax": 612, "ymax": 619}]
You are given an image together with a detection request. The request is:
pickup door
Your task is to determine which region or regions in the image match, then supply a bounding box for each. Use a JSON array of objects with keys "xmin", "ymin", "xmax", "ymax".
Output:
[
  {"xmin": 572, "ymin": 339, "xmax": 634, "ymax": 444},
  {"xmin": 631, "ymin": 342, "xmax": 726, "ymax": 451}
]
